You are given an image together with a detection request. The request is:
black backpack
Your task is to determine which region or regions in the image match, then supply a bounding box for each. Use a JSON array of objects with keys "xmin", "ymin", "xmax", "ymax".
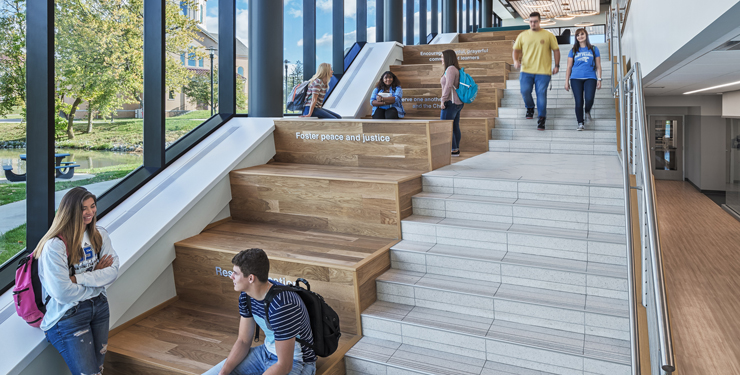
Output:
[{"xmin": 262, "ymin": 278, "xmax": 341, "ymax": 357}]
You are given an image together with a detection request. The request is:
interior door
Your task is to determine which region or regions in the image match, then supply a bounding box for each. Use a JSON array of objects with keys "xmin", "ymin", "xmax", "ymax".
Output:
[{"xmin": 649, "ymin": 116, "xmax": 683, "ymax": 180}]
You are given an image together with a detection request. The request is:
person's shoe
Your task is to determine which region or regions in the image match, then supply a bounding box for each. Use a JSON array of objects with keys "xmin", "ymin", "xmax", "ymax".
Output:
[
  {"xmin": 525, "ymin": 108, "xmax": 535, "ymax": 119},
  {"xmin": 537, "ymin": 117, "xmax": 546, "ymax": 131},
  {"xmin": 585, "ymin": 112, "xmax": 593, "ymax": 123},
  {"xmin": 577, "ymin": 123, "xmax": 585, "ymax": 131},
  {"xmin": 451, "ymin": 149, "xmax": 460, "ymax": 157}
]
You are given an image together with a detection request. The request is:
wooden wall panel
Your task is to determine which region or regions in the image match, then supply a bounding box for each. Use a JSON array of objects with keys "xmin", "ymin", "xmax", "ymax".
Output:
[
  {"xmin": 173, "ymin": 245, "xmax": 360, "ymax": 335},
  {"xmin": 403, "ymin": 40, "xmax": 514, "ymax": 65},
  {"xmin": 458, "ymin": 30, "xmax": 524, "ymax": 42},
  {"xmin": 403, "ymin": 88, "xmax": 501, "ymax": 118},
  {"xmin": 391, "ymin": 61, "xmax": 510, "ymax": 89},
  {"xmin": 428, "ymin": 120, "xmax": 453, "ymax": 170},
  {"xmin": 458, "ymin": 118, "xmax": 493, "ymax": 152},
  {"xmin": 273, "ymin": 120, "xmax": 448, "ymax": 172}
]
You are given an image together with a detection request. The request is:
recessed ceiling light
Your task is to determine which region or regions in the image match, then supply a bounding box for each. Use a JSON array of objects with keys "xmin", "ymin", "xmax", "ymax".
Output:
[{"xmin": 683, "ymin": 80, "xmax": 740, "ymax": 95}]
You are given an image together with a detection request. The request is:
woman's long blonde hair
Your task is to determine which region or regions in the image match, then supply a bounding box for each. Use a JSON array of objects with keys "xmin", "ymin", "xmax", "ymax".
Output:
[
  {"xmin": 33, "ymin": 187, "xmax": 103, "ymax": 266},
  {"xmin": 310, "ymin": 63, "xmax": 332, "ymax": 84}
]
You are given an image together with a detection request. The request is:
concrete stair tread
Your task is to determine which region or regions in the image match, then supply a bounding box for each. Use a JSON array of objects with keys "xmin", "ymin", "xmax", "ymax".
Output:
[
  {"xmin": 376, "ymin": 268, "xmax": 628, "ymax": 316},
  {"xmin": 412, "ymin": 191, "xmax": 624, "ymax": 214},
  {"xmin": 391, "ymin": 239, "xmax": 626, "ymax": 278},
  {"xmin": 403, "ymin": 214, "xmax": 625, "ymax": 244},
  {"xmin": 360, "ymin": 300, "xmax": 631, "ymax": 365},
  {"xmin": 346, "ymin": 336, "xmax": 561, "ymax": 375}
]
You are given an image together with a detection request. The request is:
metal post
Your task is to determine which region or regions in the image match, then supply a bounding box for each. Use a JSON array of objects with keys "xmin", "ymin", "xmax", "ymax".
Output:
[
  {"xmin": 220, "ymin": 0, "xmax": 236, "ymax": 114},
  {"xmin": 457, "ymin": 0, "xmax": 462, "ymax": 33},
  {"xmin": 304, "ymin": 0, "xmax": 316, "ymax": 80},
  {"xmin": 208, "ymin": 47, "xmax": 215, "ymax": 116},
  {"xmin": 482, "ymin": 0, "xmax": 492, "ymax": 28},
  {"xmin": 357, "ymin": 0, "xmax": 367, "ymax": 42},
  {"xmin": 431, "ymin": 0, "xmax": 438, "ymax": 35},
  {"xmin": 405, "ymin": 0, "xmax": 414, "ymax": 45},
  {"xmin": 26, "ymin": 0, "xmax": 55, "ymax": 252},
  {"xmin": 143, "ymin": 0, "xmax": 165, "ymax": 168},
  {"xmin": 384, "ymin": 0, "xmax": 403, "ymax": 43},
  {"xmin": 376, "ymin": 0, "xmax": 384, "ymax": 42},
  {"xmin": 284, "ymin": 59, "xmax": 290, "ymax": 108},
  {"xmin": 442, "ymin": 0, "xmax": 456, "ymax": 33},
  {"xmin": 466, "ymin": 0, "xmax": 470, "ymax": 33},
  {"xmin": 248, "ymin": 0, "xmax": 282, "ymax": 116},
  {"xmin": 419, "ymin": 0, "xmax": 427, "ymax": 44},
  {"xmin": 333, "ymin": 0, "xmax": 344, "ymax": 76}
]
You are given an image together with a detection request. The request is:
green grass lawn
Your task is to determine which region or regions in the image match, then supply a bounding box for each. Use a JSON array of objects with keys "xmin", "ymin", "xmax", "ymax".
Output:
[
  {"xmin": 0, "ymin": 116, "xmax": 205, "ymax": 149},
  {"xmin": 0, "ymin": 224, "xmax": 26, "ymax": 266}
]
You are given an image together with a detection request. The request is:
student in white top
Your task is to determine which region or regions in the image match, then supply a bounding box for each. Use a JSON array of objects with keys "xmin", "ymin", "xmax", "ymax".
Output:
[{"xmin": 34, "ymin": 187, "xmax": 119, "ymax": 375}]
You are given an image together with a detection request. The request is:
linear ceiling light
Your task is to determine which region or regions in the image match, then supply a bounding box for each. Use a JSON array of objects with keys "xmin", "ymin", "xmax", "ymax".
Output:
[{"xmin": 683, "ymin": 80, "xmax": 740, "ymax": 95}]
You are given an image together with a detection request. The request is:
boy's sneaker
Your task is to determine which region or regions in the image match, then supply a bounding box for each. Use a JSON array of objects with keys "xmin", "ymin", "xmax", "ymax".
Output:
[
  {"xmin": 525, "ymin": 108, "xmax": 535, "ymax": 119},
  {"xmin": 577, "ymin": 123, "xmax": 585, "ymax": 131},
  {"xmin": 451, "ymin": 150, "xmax": 460, "ymax": 157},
  {"xmin": 585, "ymin": 112, "xmax": 593, "ymax": 123},
  {"xmin": 537, "ymin": 117, "xmax": 546, "ymax": 131}
]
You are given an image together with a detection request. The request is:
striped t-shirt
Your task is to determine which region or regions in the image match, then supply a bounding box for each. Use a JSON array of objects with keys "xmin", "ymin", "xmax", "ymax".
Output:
[
  {"xmin": 304, "ymin": 78, "xmax": 328, "ymax": 108},
  {"xmin": 239, "ymin": 281, "xmax": 316, "ymax": 363}
]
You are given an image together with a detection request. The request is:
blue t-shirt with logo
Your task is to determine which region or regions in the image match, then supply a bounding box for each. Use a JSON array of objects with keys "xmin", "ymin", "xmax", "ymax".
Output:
[{"xmin": 568, "ymin": 46, "xmax": 600, "ymax": 80}]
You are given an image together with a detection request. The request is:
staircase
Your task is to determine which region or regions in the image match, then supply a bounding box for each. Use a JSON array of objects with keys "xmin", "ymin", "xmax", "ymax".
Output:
[
  {"xmin": 345, "ymin": 36, "xmax": 632, "ymax": 375},
  {"xmin": 105, "ymin": 118, "xmax": 453, "ymax": 375}
]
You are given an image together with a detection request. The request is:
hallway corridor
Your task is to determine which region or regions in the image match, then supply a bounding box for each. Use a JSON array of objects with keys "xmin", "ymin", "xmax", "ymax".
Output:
[{"xmin": 655, "ymin": 181, "xmax": 740, "ymax": 374}]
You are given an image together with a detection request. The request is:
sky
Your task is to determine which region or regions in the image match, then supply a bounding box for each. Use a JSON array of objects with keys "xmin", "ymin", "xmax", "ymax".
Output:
[{"xmin": 204, "ymin": 0, "xmax": 447, "ymax": 77}]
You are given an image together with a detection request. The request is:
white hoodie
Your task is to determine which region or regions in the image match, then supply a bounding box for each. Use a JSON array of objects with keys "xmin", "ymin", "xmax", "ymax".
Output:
[{"xmin": 38, "ymin": 227, "xmax": 119, "ymax": 331}]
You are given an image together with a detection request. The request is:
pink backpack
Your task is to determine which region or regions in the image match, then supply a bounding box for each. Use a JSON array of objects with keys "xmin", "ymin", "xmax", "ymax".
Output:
[{"xmin": 13, "ymin": 236, "xmax": 67, "ymax": 327}]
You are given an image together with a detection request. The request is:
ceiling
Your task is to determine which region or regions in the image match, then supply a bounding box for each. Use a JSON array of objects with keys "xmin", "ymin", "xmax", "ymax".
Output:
[
  {"xmin": 644, "ymin": 28, "xmax": 740, "ymax": 96},
  {"xmin": 504, "ymin": 0, "xmax": 601, "ymax": 20}
]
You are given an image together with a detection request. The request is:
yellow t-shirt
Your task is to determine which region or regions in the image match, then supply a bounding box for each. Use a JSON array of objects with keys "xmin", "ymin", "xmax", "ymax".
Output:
[{"xmin": 513, "ymin": 29, "xmax": 559, "ymax": 75}]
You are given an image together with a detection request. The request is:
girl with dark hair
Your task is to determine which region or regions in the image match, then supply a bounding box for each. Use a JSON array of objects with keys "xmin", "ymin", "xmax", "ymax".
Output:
[
  {"xmin": 564, "ymin": 28, "xmax": 602, "ymax": 131},
  {"xmin": 440, "ymin": 49, "xmax": 464, "ymax": 156},
  {"xmin": 370, "ymin": 71, "xmax": 405, "ymax": 119},
  {"xmin": 34, "ymin": 187, "xmax": 119, "ymax": 375}
]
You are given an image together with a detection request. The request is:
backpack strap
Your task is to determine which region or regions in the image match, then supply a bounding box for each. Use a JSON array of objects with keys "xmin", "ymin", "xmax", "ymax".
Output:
[{"xmin": 262, "ymin": 284, "xmax": 314, "ymax": 349}]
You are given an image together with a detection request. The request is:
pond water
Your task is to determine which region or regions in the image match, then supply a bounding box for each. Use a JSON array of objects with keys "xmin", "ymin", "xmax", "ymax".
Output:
[{"xmin": 0, "ymin": 149, "xmax": 142, "ymax": 174}]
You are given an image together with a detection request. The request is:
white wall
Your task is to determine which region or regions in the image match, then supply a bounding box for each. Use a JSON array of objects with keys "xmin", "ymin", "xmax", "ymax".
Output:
[
  {"xmin": 723, "ymin": 90, "xmax": 740, "ymax": 118},
  {"xmin": 646, "ymin": 95, "xmax": 722, "ymax": 116},
  {"xmin": 621, "ymin": 0, "xmax": 738, "ymax": 78}
]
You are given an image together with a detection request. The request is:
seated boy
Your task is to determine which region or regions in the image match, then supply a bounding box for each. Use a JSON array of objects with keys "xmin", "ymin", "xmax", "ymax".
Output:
[{"xmin": 203, "ymin": 248, "xmax": 316, "ymax": 375}]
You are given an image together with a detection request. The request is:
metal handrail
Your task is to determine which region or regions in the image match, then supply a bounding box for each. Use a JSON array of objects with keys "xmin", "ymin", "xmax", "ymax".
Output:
[{"xmin": 610, "ymin": 3, "xmax": 676, "ymax": 373}]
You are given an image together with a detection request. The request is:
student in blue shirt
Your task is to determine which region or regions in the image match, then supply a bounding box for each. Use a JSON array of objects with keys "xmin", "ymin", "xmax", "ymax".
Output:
[
  {"xmin": 564, "ymin": 28, "xmax": 602, "ymax": 131},
  {"xmin": 370, "ymin": 71, "xmax": 405, "ymax": 119}
]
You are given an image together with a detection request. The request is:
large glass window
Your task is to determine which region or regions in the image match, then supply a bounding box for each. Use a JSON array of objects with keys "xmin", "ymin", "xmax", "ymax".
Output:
[{"xmin": 0, "ymin": 0, "xmax": 148, "ymax": 266}]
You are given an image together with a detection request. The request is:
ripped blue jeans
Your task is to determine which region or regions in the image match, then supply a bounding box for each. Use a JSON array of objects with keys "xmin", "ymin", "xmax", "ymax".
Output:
[{"xmin": 45, "ymin": 293, "xmax": 110, "ymax": 375}]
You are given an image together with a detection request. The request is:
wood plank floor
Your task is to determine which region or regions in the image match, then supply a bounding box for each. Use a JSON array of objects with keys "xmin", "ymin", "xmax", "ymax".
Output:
[
  {"xmin": 654, "ymin": 181, "xmax": 740, "ymax": 374},
  {"xmin": 107, "ymin": 299, "xmax": 357, "ymax": 374}
]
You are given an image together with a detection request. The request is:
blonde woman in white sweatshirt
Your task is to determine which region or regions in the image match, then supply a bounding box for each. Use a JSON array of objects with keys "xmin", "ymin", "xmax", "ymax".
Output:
[{"xmin": 33, "ymin": 186, "xmax": 119, "ymax": 375}]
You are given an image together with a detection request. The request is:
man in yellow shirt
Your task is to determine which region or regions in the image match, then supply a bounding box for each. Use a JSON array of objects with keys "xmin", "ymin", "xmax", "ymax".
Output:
[{"xmin": 512, "ymin": 12, "xmax": 560, "ymax": 131}]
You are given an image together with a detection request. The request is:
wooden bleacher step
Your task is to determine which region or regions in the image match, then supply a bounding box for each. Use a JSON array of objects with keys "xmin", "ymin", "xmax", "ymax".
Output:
[
  {"xmin": 391, "ymin": 61, "xmax": 510, "ymax": 89},
  {"xmin": 106, "ymin": 299, "xmax": 360, "ymax": 375},
  {"xmin": 229, "ymin": 163, "xmax": 422, "ymax": 239},
  {"xmin": 107, "ymin": 221, "xmax": 394, "ymax": 375}
]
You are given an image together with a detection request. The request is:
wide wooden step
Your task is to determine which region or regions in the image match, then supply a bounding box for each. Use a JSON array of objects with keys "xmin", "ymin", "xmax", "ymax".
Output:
[
  {"xmin": 229, "ymin": 163, "xmax": 422, "ymax": 239},
  {"xmin": 458, "ymin": 29, "xmax": 524, "ymax": 42},
  {"xmin": 391, "ymin": 61, "xmax": 510, "ymax": 88},
  {"xmin": 272, "ymin": 119, "xmax": 451, "ymax": 172},
  {"xmin": 402, "ymin": 87, "xmax": 502, "ymax": 118},
  {"xmin": 173, "ymin": 221, "xmax": 397, "ymax": 336},
  {"xmin": 106, "ymin": 300, "xmax": 360, "ymax": 375},
  {"xmin": 403, "ymin": 40, "xmax": 514, "ymax": 65}
]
